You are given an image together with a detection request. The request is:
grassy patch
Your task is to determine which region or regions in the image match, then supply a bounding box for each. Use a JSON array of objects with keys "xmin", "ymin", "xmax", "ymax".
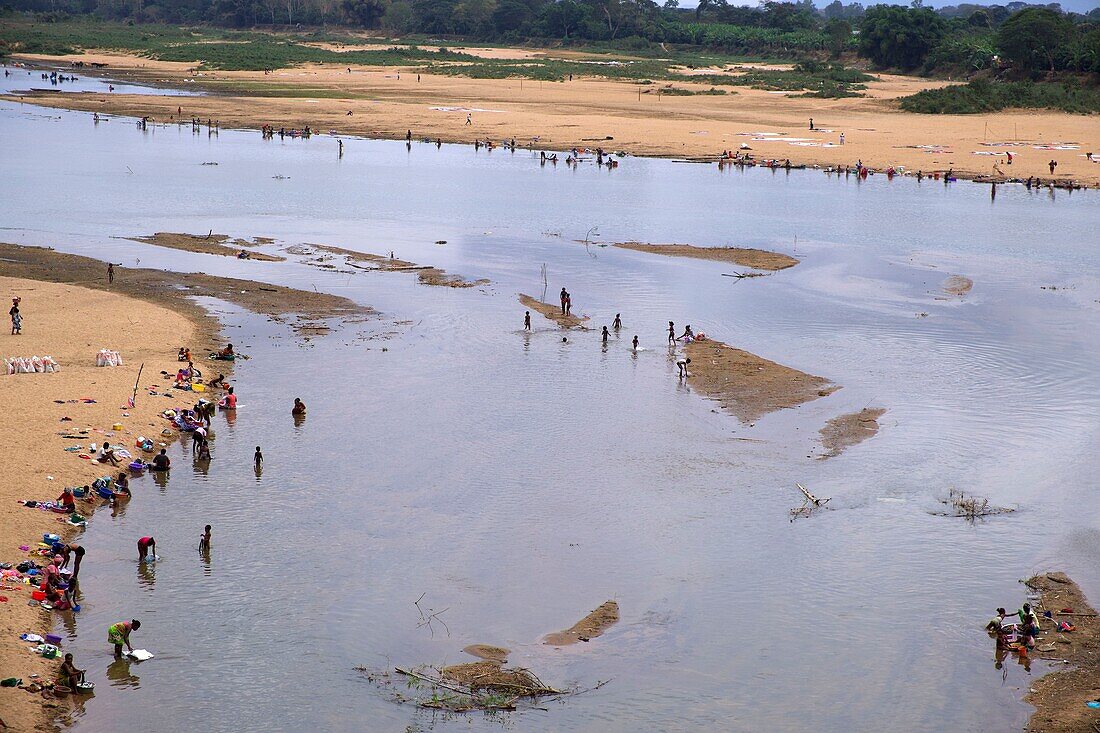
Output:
[{"xmin": 900, "ymin": 79, "xmax": 1100, "ymax": 114}]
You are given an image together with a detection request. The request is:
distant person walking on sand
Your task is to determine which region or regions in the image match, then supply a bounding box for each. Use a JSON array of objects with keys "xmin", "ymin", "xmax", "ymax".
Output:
[
  {"xmin": 839, "ymin": 132, "xmax": 845, "ymax": 145},
  {"xmin": 1049, "ymin": 159, "xmax": 1057, "ymax": 175},
  {"xmin": 137, "ymin": 537, "xmax": 156, "ymax": 562},
  {"xmin": 254, "ymin": 446, "xmax": 263, "ymax": 468},
  {"xmin": 107, "ymin": 262, "xmax": 116, "ymax": 284},
  {"xmin": 9, "ymin": 298, "xmax": 22, "ymax": 335},
  {"xmin": 466, "ymin": 113, "xmax": 472, "ymax": 126},
  {"xmin": 560, "ymin": 288, "xmax": 568, "ymax": 314},
  {"xmin": 292, "ymin": 397, "xmax": 306, "ymax": 415},
  {"xmin": 406, "ymin": 129, "xmax": 412, "ymax": 142},
  {"xmin": 524, "ymin": 311, "xmax": 531, "ymax": 330},
  {"xmin": 613, "ymin": 313, "xmax": 622, "ymax": 330},
  {"xmin": 808, "ymin": 118, "xmax": 814, "ymax": 130},
  {"xmin": 108, "ymin": 619, "xmax": 140, "ymax": 657},
  {"xmin": 677, "ymin": 357, "xmax": 691, "ymax": 379},
  {"xmin": 668, "ymin": 321, "xmax": 675, "ymax": 345}
]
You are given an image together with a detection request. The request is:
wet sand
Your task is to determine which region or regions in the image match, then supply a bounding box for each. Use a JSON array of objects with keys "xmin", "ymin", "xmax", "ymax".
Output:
[
  {"xmin": 818, "ymin": 407, "xmax": 886, "ymax": 459},
  {"xmin": 943, "ymin": 275, "xmax": 974, "ymax": 296},
  {"xmin": 518, "ymin": 294, "xmax": 589, "ymax": 329},
  {"xmin": 0, "ymin": 243, "xmax": 373, "ymax": 336},
  {"xmin": 1023, "ymin": 573, "xmax": 1100, "ymax": 733},
  {"xmin": 542, "ymin": 600, "xmax": 620, "ymax": 646},
  {"xmin": 685, "ymin": 339, "xmax": 839, "ymax": 424},
  {"xmin": 612, "ymin": 242, "xmax": 799, "ymax": 271},
  {"xmin": 7, "ymin": 50, "xmax": 1100, "ymax": 187},
  {"xmin": 461, "ymin": 644, "xmax": 510, "ymax": 663},
  {"xmin": 0, "ymin": 274, "xmax": 211, "ymax": 732},
  {"xmin": 127, "ymin": 232, "xmax": 285, "ymax": 261}
]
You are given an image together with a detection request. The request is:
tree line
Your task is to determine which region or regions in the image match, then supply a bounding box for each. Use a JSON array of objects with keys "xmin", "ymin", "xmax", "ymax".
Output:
[{"xmin": 4, "ymin": 0, "xmax": 1099, "ymax": 76}]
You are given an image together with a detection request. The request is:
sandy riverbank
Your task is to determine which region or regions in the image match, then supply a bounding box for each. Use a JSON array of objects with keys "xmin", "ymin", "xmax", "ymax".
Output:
[
  {"xmin": 0, "ymin": 275, "xmax": 208, "ymax": 733},
  {"xmin": 0, "ymin": 243, "xmax": 373, "ymax": 336},
  {"xmin": 0, "ymin": 242, "xmax": 375, "ymax": 731},
  {"xmin": 1022, "ymin": 573, "xmax": 1099, "ymax": 733},
  {"xmin": 5, "ymin": 50, "xmax": 1099, "ymax": 187}
]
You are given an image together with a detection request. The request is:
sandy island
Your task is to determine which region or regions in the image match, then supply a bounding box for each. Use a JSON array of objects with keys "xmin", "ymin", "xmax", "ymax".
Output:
[
  {"xmin": 5, "ymin": 50, "xmax": 1099, "ymax": 187},
  {"xmin": 127, "ymin": 232, "xmax": 285, "ymax": 261},
  {"xmin": 1023, "ymin": 573, "xmax": 1100, "ymax": 733},
  {"xmin": 818, "ymin": 407, "xmax": 886, "ymax": 459},
  {"xmin": 943, "ymin": 275, "xmax": 974, "ymax": 296},
  {"xmin": 519, "ymin": 293, "xmax": 589, "ymax": 329},
  {"xmin": 612, "ymin": 242, "xmax": 799, "ymax": 271},
  {"xmin": 542, "ymin": 600, "xmax": 620, "ymax": 646},
  {"xmin": 685, "ymin": 339, "xmax": 838, "ymax": 423}
]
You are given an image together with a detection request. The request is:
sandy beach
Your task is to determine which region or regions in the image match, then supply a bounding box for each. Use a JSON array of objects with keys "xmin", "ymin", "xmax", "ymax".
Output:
[
  {"xmin": 0, "ymin": 275, "xmax": 205, "ymax": 732},
  {"xmin": 6, "ymin": 50, "xmax": 1099, "ymax": 187}
]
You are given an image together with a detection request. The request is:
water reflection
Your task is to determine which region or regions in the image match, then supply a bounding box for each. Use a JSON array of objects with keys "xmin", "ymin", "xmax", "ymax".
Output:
[
  {"xmin": 136, "ymin": 561, "xmax": 156, "ymax": 592},
  {"xmin": 105, "ymin": 659, "xmax": 140, "ymax": 689}
]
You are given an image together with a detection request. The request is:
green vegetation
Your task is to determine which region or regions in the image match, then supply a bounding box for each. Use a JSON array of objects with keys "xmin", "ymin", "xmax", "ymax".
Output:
[
  {"xmin": 900, "ymin": 78, "xmax": 1100, "ymax": 114},
  {"xmin": 2, "ymin": 0, "xmax": 1097, "ymax": 114}
]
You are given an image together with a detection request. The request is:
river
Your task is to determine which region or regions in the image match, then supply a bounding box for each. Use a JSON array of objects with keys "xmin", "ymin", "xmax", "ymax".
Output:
[{"xmin": 2, "ymin": 68, "xmax": 1100, "ymax": 732}]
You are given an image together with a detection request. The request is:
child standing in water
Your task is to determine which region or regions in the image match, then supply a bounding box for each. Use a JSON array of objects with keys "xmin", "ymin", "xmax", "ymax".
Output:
[{"xmin": 255, "ymin": 446, "xmax": 263, "ymax": 468}]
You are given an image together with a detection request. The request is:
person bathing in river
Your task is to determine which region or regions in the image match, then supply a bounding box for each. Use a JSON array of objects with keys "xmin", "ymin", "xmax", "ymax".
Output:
[
  {"xmin": 613, "ymin": 313, "xmax": 622, "ymax": 331},
  {"xmin": 217, "ymin": 343, "xmax": 234, "ymax": 359},
  {"xmin": 678, "ymin": 325, "xmax": 695, "ymax": 342},
  {"xmin": 632, "ymin": 335, "xmax": 639, "ymax": 350},
  {"xmin": 199, "ymin": 525, "xmax": 212, "ymax": 552},
  {"xmin": 676, "ymin": 357, "xmax": 691, "ymax": 379},
  {"xmin": 108, "ymin": 619, "xmax": 140, "ymax": 657},
  {"xmin": 523, "ymin": 311, "xmax": 531, "ymax": 331},
  {"xmin": 602, "ymin": 326, "xmax": 609, "ymax": 344},
  {"xmin": 197, "ymin": 438, "xmax": 211, "ymax": 461},
  {"xmin": 223, "ymin": 387, "xmax": 237, "ymax": 410},
  {"xmin": 668, "ymin": 322, "xmax": 676, "ymax": 345},
  {"xmin": 292, "ymin": 397, "xmax": 306, "ymax": 415},
  {"xmin": 255, "ymin": 446, "xmax": 263, "ymax": 468}
]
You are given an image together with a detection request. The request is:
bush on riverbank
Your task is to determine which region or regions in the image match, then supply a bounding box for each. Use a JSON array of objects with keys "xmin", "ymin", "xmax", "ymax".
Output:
[{"xmin": 899, "ymin": 78, "xmax": 1100, "ymax": 114}]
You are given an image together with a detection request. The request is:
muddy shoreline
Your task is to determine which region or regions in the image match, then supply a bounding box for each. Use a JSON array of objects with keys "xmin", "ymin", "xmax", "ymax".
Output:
[
  {"xmin": 126, "ymin": 232, "xmax": 285, "ymax": 261},
  {"xmin": 1022, "ymin": 573, "xmax": 1100, "ymax": 733}
]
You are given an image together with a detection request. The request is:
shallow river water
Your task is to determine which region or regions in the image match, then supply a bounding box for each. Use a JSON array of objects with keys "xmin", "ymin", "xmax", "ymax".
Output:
[{"xmin": 2, "ymin": 73, "xmax": 1100, "ymax": 732}]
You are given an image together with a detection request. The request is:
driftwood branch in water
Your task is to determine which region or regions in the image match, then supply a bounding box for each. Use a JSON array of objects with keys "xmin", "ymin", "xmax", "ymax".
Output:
[{"xmin": 722, "ymin": 271, "xmax": 770, "ymax": 279}]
